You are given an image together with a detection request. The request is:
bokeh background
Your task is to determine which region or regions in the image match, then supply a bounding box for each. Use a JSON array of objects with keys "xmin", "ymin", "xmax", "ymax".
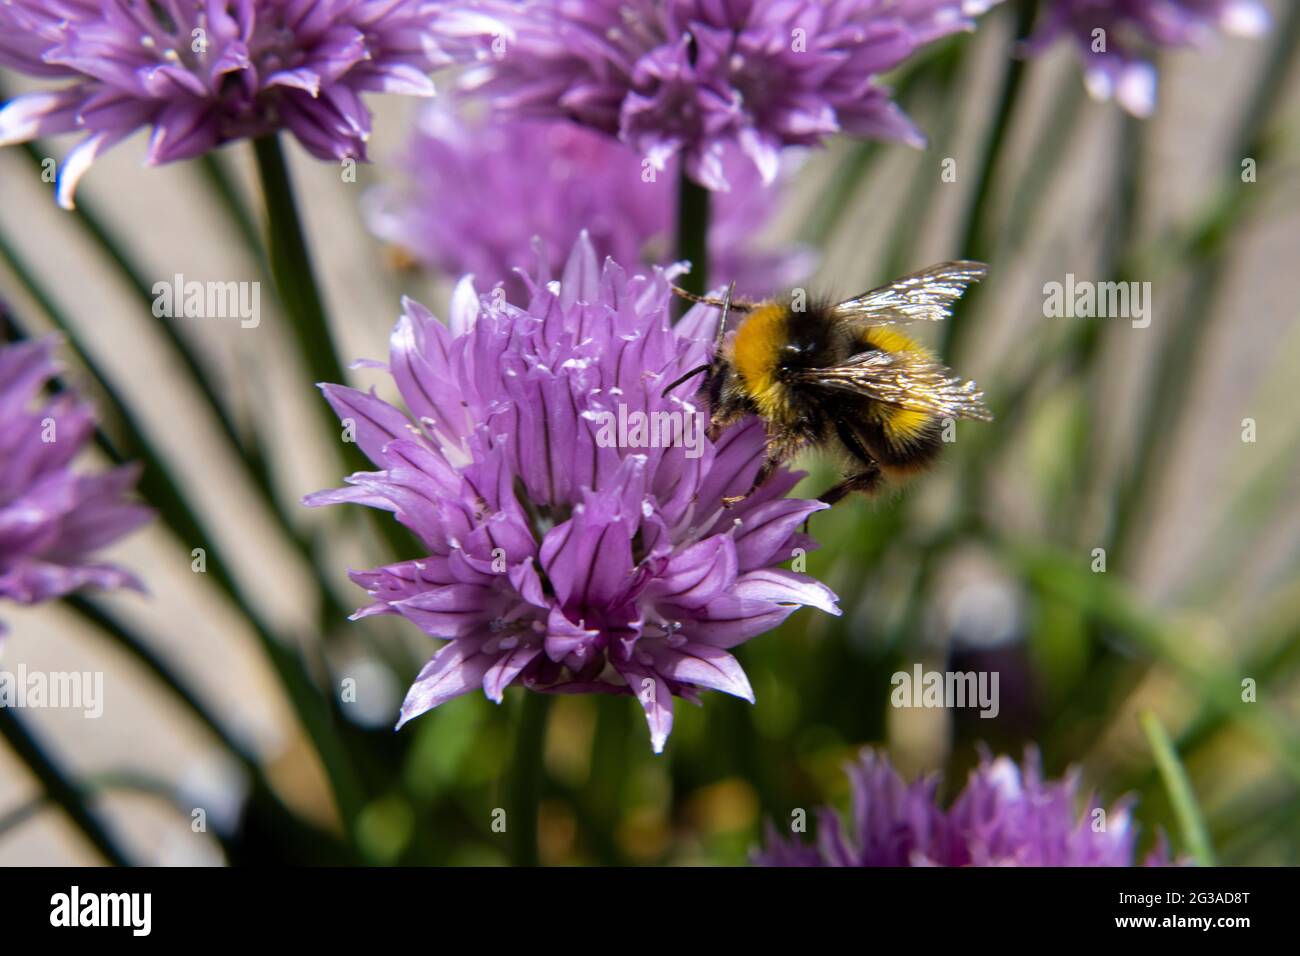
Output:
[{"xmin": 1, "ymin": 1, "xmax": 1298, "ymax": 865}]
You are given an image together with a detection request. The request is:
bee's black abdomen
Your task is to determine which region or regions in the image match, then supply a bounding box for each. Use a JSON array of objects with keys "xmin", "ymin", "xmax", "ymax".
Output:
[
  {"xmin": 824, "ymin": 394, "xmax": 946, "ymax": 476},
  {"xmin": 865, "ymin": 414, "xmax": 945, "ymax": 473}
]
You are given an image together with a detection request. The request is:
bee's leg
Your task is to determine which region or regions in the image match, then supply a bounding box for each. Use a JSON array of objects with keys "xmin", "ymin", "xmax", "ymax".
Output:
[
  {"xmin": 814, "ymin": 418, "xmax": 885, "ymax": 510},
  {"xmin": 722, "ymin": 436, "xmax": 801, "ymax": 507},
  {"xmin": 722, "ymin": 456, "xmax": 781, "ymax": 507},
  {"xmin": 817, "ymin": 463, "xmax": 883, "ymax": 507}
]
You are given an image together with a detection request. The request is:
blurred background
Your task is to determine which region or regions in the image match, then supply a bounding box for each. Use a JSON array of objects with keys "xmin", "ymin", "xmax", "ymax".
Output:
[{"xmin": 1, "ymin": 1, "xmax": 1298, "ymax": 865}]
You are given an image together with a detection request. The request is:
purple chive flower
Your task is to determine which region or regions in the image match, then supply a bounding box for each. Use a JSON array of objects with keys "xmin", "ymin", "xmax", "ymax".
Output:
[
  {"xmin": 0, "ymin": 338, "xmax": 151, "ymax": 632},
  {"xmin": 305, "ymin": 234, "xmax": 839, "ymax": 752},
  {"xmin": 364, "ymin": 100, "xmax": 814, "ymax": 301},
  {"xmin": 756, "ymin": 748, "xmax": 1175, "ymax": 866},
  {"xmin": 0, "ymin": 0, "xmax": 494, "ymax": 208},
  {"xmin": 454, "ymin": 0, "xmax": 1002, "ymax": 190},
  {"xmin": 1024, "ymin": 1, "xmax": 1271, "ymax": 117}
]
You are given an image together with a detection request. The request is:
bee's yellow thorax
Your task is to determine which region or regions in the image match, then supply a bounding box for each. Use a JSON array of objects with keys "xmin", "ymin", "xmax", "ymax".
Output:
[{"xmin": 731, "ymin": 304, "xmax": 790, "ymax": 420}]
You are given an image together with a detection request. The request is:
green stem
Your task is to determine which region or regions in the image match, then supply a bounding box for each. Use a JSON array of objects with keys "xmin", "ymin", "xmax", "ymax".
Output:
[
  {"xmin": 583, "ymin": 695, "xmax": 631, "ymax": 865},
  {"xmin": 1142, "ymin": 712, "xmax": 1216, "ymax": 866},
  {"xmin": 197, "ymin": 151, "xmax": 265, "ymax": 264},
  {"xmin": 674, "ymin": 169, "xmax": 712, "ymax": 304},
  {"xmin": 251, "ymin": 135, "xmax": 349, "ymax": 391},
  {"xmin": 509, "ymin": 692, "xmax": 552, "ymax": 866},
  {"xmin": 0, "ymin": 706, "xmax": 131, "ymax": 866},
  {"xmin": 250, "ymin": 134, "xmax": 411, "ymax": 562}
]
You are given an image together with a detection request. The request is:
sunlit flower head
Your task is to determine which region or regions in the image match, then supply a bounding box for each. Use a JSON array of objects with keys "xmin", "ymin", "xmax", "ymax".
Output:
[
  {"xmin": 756, "ymin": 747, "xmax": 1175, "ymax": 866},
  {"xmin": 0, "ymin": 337, "xmax": 151, "ymax": 632},
  {"xmin": 1024, "ymin": 0, "xmax": 1271, "ymax": 116},
  {"xmin": 365, "ymin": 100, "xmax": 814, "ymax": 301},
  {"xmin": 454, "ymin": 0, "xmax": 1001, "ymax": 190},
  {"xmin": 306, "ymin": 234, "xmax": 839, "ymax": 751},
  {"xmin": 0, "ymin": 0, "xmax": 493, "ymax": 207}
]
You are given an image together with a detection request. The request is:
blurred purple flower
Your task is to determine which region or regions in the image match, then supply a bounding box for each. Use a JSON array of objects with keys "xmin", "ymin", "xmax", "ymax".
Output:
[
  {"xmin": 0, "ymin": 0, "xmax": 493, "ymax": 208},
  {"xmin": 454, "ymin": 0, "xmax": 1001, "ymax": 190},
  {"xmin": 364, "ymin": 102, "xmax": 814, "ymax": 301},
  {"xmin": 0, "ymin": 338, "xmax": 151, "ymax": 632},
  {"xmin": 305, "ymin": 234, "xmax": 839, "ymax": 752},
  {"xmin": 1024, "ymin": 0, "xmax": 1271, "ymax": 116},
  {"xmin": 756, "ymin": 747, "xmax": 1175, "ymax": 866}
]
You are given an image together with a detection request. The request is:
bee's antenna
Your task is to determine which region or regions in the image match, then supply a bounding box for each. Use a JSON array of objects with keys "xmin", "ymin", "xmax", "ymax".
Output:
[
  {"xmin": 716, "ymin": 280, "xmax": 737, "ymax": 353},
  {"xmin": 661, "ymin": 364, "xmax": 710, "ymax": 397},
  {"xmin": 668, "ymin": 285, "xmax": 723, "ymax": 307},
  {"xmin": 661, "ymin": 281, "xmax": 739, "ymax": 398},
  {"xmin": 668, "ymin": 282, "xmax": 755, "ymax": 313}
]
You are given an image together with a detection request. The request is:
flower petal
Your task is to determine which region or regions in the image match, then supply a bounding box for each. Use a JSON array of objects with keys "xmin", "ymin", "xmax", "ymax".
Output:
[
  {"xmin": 396, "ymin": 642, "xmax": 493, "ymax": 728},
  {"xmin": 647, "ymin": 641, "xmax": 754, "ymax": 703}
]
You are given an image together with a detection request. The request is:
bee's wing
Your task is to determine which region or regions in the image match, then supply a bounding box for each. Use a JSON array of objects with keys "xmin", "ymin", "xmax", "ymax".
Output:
[
  {"xmin": 795, "ymin": 349, "xmax": 993, "ymax": 422},
  {"xmin": 828, "ymin": 260, "xmax": 987, "ymax": 326}
]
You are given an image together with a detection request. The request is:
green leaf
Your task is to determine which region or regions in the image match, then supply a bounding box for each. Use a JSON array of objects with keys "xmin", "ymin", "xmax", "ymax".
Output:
[{"xmin": 1141, "ymin": 711, "xmax": 1216, "ymax": 866}]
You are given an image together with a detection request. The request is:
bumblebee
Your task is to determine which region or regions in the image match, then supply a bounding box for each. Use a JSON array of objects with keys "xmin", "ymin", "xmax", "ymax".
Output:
[{"xmin": 664, "ymin": 261, "xmax": 993, "ymax": 505}]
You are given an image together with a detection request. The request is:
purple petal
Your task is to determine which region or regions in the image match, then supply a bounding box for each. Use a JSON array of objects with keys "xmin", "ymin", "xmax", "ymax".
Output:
[
  {"xmin": 647, "ymin": 641, "xmax": 754, "ymax": 702},
  {"xmin": 396, "ymin": 642, "xmax": 493, "ymax": 728},
  {"xmin": 319, "ymin": 383, "xmax": 413, "ymax": 465},
  {"xmin": 644, "ymin": 535, "xmax": 737, "ymax": 609},
  {"xmin": 618, "ymin": 663, "xmax": 673, "ymax": 754},
  {"xmin": 482, "ymin": 645, "xmax": 543, "ymax": 703}
]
